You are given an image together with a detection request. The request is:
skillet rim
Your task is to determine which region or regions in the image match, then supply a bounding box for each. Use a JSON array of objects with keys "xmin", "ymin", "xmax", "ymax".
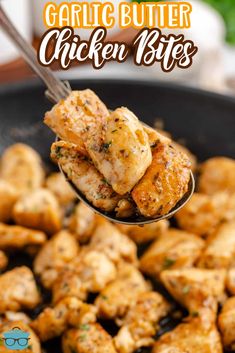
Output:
[{"xmin": 1, "ymin": 78, "xmax": 235, "ymax": 106}]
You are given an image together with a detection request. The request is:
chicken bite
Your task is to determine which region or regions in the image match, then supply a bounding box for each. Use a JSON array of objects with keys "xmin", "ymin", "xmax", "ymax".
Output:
[
  {"xmin": 160, "ymin": 268, "xmax": 226, "ymax": 317},
  {"xmin": 87, "ymin": 107, "xmax": 152, "ymax": 195},
  {"xmin": 199, "ymin": 157, "xmax": 235, "ymax": 195},
  {"xmin": 0, "ymin": 180, "xmax": 18, "ymax": 223},
  {"xmin": 0, "ymin": 321, "xmax": 41, "ymax": 353},
  {"xmin": 89, "ymin": 220, "xmax": 138, "ymax": 265},
  {"xmin": 0, "ymin": 312, "xmax": 31, "ymax": 325},
  {"xmin": 140, "ymin": 229, "xmax": 204, "ymax": 279},
  {"xmin": 116, "ymin": 220, "xmax": 169, "ymax": 244},
  {"xmin": 0, "ymin": 143, "xmax": 45, "ymax": 195},
  {"xmin": 95, "ymin": 263, "xmax": 149, "ymax": 320},
  {"xmin": 34, "ymin": 230, "xmax": 79, "ymax": 289},
  {"xmin": 152, "ymin": 315, "xmax": 223, "ymax": 353},
  {"xmin": 175, "ymin": 193, "xmax": 228, "ymax": 237},
  {"xmin": 51, "ymin": 141, "xmax": 121, "ymax": 212},
  {"xmin": 31, "ymin": 297, "xmax": 96, "ymax": 341},
  {"xmin": 13, "ymin": 188, "xmax": 62, "ymax": 235},
  {"xmin": 227, "ymin": 268, "xmax": 235, "ymax": 295},
  {"xmin": 132, "ymin": 143, "xmax": 191, "ymax": 218},
  {"xmin": 45, "ymin": 172, "xmax": 76, "ymax": 207},
  {"xmin": 69, "ymin": 203, "xmax": 98, "ymax": 243},
  {"xmin": 52, "ymin": 270, "xmax": 87, "ymax": 304},
  {"xmin": 198, "ymin": 222, "xmax": 235, "ymax": 269},
  {"xmin": 71, "ymin": 248, "xmax": 117, "ymax": 293},
  {"xmin": 114, "ymin": 291, "xmax": 170, "ymax": 353},
  {"xmin": 62, "ymin": 323, "xmax": 117, "ymax": 353},
  {"xmin": 218, "ymin": 296, "xmax": 235, "ymax": 351},
  {"xmin": 0, "ymin": 223, "xmax": 46, "ymax": 250},
  {"xmin": 44, "ymin": 89, "xmax": 109, "ymax": 155},
  {"xmin": 0, "ymin": 267, "xmax": 40, "ymax": 313}
]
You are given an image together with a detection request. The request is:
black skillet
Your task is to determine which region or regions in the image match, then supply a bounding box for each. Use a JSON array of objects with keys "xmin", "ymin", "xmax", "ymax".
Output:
[{"xmin": 0, "ymin": 79, "xmax": 235, "ymax": 352}]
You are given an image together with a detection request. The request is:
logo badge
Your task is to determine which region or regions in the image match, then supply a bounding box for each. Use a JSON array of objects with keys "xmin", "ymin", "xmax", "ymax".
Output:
[{"xmin": 2, "ymin": 327, "xmax": 30, "ymax": 350}]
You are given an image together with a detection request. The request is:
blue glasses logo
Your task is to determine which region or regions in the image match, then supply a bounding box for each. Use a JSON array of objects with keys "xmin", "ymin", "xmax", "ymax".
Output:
[{"xmin": 2, "ymin": 327, "xmax": 30, "ymax": 350}]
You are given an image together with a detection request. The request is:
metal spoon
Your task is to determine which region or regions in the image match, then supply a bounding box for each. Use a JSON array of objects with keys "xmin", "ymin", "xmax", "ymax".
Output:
[{"xmin": 0, "ymin": 5, "xmax": 195, "ymax": 225}]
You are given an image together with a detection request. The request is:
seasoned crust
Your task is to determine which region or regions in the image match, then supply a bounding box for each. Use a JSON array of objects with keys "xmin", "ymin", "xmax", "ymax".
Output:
[
  {"xmin": 44, "ymin": 89, "xmax": 109, "ymax": 155},
  {"xmin": 132, "ymin": 143, "xmax": 191, "ymax": 217},
  {"xmin": 51, "ymin": 140, "xmax": 121, "ymax": 212}
]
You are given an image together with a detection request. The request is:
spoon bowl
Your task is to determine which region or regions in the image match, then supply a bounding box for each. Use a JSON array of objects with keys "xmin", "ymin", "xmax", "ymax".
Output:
[
  {"xmin": 0, "ymin": 4, "xmax": 195, "ymax": 225},
  {"xmin": 59, "ymin": 158, "xmax": 195, "ymax": 225}
]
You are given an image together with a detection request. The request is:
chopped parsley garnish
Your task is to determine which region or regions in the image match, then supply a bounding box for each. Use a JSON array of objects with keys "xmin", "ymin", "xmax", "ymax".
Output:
[
  {"xmin": 101, "ymin": 141, "xmax": 112, "ymax": 152},
  {"xmin": 79, "ymin": 324, "xmax": 90, "ymax": 331},
  {"xmin": 55, "ymin": 146, "xmax": 63, "ymax": 158},
  {"xmin": 182, "ymin": 285, "xmax": 191, "ymax": 294},
  {"xmin": 102, "ymin": 178, "xmax": 110, "ymax": 186},
  {"xmin": 162, "ymin": 258, "xmax": 176, "ymax": 269},
  {"xmin": 78, "ymin": 334, "xmax": 87, "ymax": 341}
]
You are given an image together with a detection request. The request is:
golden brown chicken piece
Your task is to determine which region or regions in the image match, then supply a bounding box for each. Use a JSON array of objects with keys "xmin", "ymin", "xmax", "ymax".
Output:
[
  {"xmin": 0, "ymin": 180, "xmax": 18, "ymax": 223},
  {"xmin": 44, "ymin": 89, "xmax": 109, "ymax": 155},
  {"xmin": 51, "ymin": 141, "xmax": 121, "ymax": 212},
  {"xmin": 0, "ymin": 267, "xmax": 40, "ymax": 313},
  {"xmin": 199, "ymin": 157, "xmax": 235, "ymax": 195},
  {"xmin": 34, "ymin": 230, "xmax": 79, "ymax": 289},
  {"xmin": 87, "ymin": 107, "xmax": 152, "ymax": 195},
  {"xmin": 13, "ymin": 188, "xmax": 62, "ymax": 235},
  {"xmin": 227, "ymin": 268, "xmax": 235, "ymax": 295},
  {"xmin": 132, "ymin": 143, "xmax": 191, "ymax": 218},
  {"xmin": 152, "ymin": 315, "xmax": 223, "ymax": 353},
  {"xmin": 52, "ymin": 269, "xmax": 87, "ymax": 304},
  {"xmin": 145, "ymin": 124, "xmax": 197, "ymax": 172},
  {"xmin": 71, "ymin": 248, "xmax": 117, "ymax": 293},
  {"xmin": 0, "ymin": 312, "xmax": 31, "ymax": 325},
  {"xmin": 69, "ymin": 203, "xmax": 98, "ymax": 243},
  {"xmin": 0, "ymin": 251, "xmax": 8, "ymax": 271},
  {"xmin": 31, "ymin": 297, "xmax": 97, "ymax": 341},
  {"xmin": 45, "ymin": 172, "xmax": 76, "ymax": 207},
  {"xmin": 0, "ymin": 223, "xmax": 46, "ymax": 250},
  {"xmin": 160, "ymin": 268, "xmax": 226, "ymax": 317},
  {"xmin": 140, "ymin": 229, "xmax": 204, "ymax": 279},
  {"xmin": 198, "ymin": 222, "xmax": 235, "ymax": 269},
  {"xmin": 116, "ymin": 220, "xmax": 169, "ymax": 244},
  {"xmin": 0, "ymin": 143, "xmax": 45, "ymax": 195},
  {"xmin": 114, "ymin": 291, "xmax": 170, "ymax": 353},
  {"xmin": 175, "ymin": 193, "xmax": 229, "ymax": 237},
  {"xmin": 89, "ymin": 220, "xmax": 138, "ymax": 265},
  {"xmin": 0, "ymin": 321, "xmax": 41, "ymax": 353},
  {"xmin": 95, "ymin": 263, "xmax": 149, "ymax": 320},
  {"xmin": 62, "ymin": 323, "xmax": 117, "ymax": 353},
  {"xmin": 218, "ymin": 296, "xmax": 235, "ymax": 351}
]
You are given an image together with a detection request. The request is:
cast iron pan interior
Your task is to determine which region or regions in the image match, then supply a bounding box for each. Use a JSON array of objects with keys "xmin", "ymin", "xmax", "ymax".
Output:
[{"xmin": 0, "ymin": 79, "xmax": 235, "ymax": 353}]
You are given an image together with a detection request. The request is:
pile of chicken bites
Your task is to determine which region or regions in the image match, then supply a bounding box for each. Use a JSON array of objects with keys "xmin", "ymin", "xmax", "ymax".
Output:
[
  {"xmin": 0, "ymin": 140, "xmax": 235, "ymax": 353},
  {"xmin": 45, "ymin": 89, "xmax": 191, "ymax": 218}
]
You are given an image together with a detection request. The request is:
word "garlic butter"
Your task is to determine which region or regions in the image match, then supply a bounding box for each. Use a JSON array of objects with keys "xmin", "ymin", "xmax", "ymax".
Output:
[{"xmin": 44, "ymin": 2, "xmax": 192, "ymax": 29}]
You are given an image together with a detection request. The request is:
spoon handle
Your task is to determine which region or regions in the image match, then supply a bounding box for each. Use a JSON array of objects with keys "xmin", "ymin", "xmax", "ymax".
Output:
[{"xmin": 0, "ymin": 5, "xmax": 71, "ymax": 103}]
